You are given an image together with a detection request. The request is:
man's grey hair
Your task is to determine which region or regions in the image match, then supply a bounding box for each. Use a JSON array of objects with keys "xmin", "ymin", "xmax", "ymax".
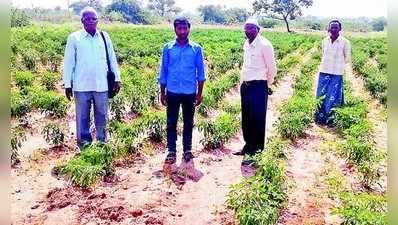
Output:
[{"xmin": 80, "ymin": 6, "xmax": 98, "ymax": 18}]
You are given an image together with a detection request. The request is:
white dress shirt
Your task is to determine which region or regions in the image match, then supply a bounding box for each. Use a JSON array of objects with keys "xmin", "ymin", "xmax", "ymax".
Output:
[
  {"xmin": 241, "ymin": 34, "xmax": 277, "ymax": 85},
  {"xmin": 63, "ymin": 29, "xmax": 121, "ymax": 92},
  {"xmin": 319, "ymin": 35, "xmax": 351, "ymax": 75}
]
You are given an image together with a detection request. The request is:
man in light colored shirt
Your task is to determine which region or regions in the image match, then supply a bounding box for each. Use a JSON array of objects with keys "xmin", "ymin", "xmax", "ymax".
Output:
[
  {"xmin": 233, "ymin": 18, "xmax": 276, "ymax": 158},
  {"xmin": 63, "ymin": 7, "xmax": 121, "ymax": 149},
  {"xmin": 315, "ymin": 20, "xmax": 351, "ymax": 125},
  {"xmin": 159, "ymin": 17, "xmax": 206, "ymax": 164}
]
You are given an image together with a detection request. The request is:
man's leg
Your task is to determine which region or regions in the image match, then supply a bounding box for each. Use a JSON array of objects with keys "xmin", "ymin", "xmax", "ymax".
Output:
[
  {"xmin": 315, "ymin": 73, "xmax": 331, "ymax": 124},
  {"xmin": 251, "ymin": 81, "xmax": 267, "ymax": 154},
  {"xmin": 237, "ymin": 83, "xmax": 255, "ymax": 155},
  {"xmin": 74, "ymin": 91, "xmax": 93, "ymax": 149},
  {"xmin": 166, "ymin": 91, "xmax": 180, "ymax": 163},
  {"xmin": 181, "ymin": 93, "xmax": 196, "ymax": 161},
  {"xmin": 93, "ymin": 91, "xmax": 109, "ymax": 143}
]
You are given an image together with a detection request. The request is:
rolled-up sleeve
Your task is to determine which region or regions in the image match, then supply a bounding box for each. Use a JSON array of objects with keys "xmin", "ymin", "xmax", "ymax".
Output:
[
  {"xmin": 158, "ymin": 44, "xmax": 169, "ymax": 85},
  {"xmin": 63, "ymin": 35, "xmax": 75, "ymax": 88},
  {"xmin": 105, "ymin": 32, "xmax": 121, "ymax": 82},
  {"xmin": 195, "ymin": 46, "xmax": 206, "ymax": 82},
  {"xmin": 263, "ymin": 44, "xmax": 277, "ymax": 85}
]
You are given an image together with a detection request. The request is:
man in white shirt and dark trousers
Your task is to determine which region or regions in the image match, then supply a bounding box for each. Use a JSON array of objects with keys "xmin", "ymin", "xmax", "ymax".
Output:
[
  {"xmin": 315, "ymin": 20, "xmax": 351, "ymax": 125},
  {"xmin": 63, "ymin": 7, "xmax": 121, "ymax": 149},
  {"xmin": 233, "ymin": 18, "xmax": 277, "ymax": 159}
]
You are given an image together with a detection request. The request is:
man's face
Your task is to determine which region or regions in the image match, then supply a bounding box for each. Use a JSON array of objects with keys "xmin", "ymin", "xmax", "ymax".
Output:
[
  {"xmin": 244, "ymin": 23, "xmax": 258, "ymax": 41},
  {"xmin": 175, "ymin": 23, "xmax": 190, "ymax": 41},
  {"xmin": 328, "ymin": 22, "xmax": 341, "ymax": 36},
  {"xmin": 81, "ymin": 11, "xmax": 98, "ymax": 33}
]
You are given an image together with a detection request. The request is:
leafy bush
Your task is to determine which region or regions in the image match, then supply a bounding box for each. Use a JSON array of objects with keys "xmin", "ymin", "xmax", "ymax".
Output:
[
  {"xmin": 198, "ymin": 112, "xmax": 239, "ymax": 149},
  {"xmin": 28, "ymin": 87, "xmax": 68, "ymax": 117},
  {"xmin": 11, "ymin": 125, "xmax": 26, "ymax": 166},
  {"xmin": 40, "ymin": 71, "xmax": 60, "ymax": 90},
  {"xmin": 332, "ymin": 103, "xmax": 367, "ymax": 130},
  {"xmin": 333, "ymin": 192, "xmax": 387, "ymax": 225},
  {"xmin": 41, "ymin": 122, "xmax": 66, "ymax": 147},
  {"xmin": 14, "ymin": 71, "xmax": 34, "ymax": 91},
  {"xmin": 11, "ymin": 90, "xmax": 32, "ymax": 117}
]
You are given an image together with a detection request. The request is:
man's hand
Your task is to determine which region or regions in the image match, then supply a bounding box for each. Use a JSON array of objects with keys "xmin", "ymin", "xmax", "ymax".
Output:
[
  {"xmin": 160, "ymin": 92, "xmax": 167, "ymax": 106},
  {"xmin": 113, "ymin": 81, "xmax": 121, "ymax": 94},
  {"xmin": 65, "ymin": 88, "xmax": 73, "ymax": 101},
  {"xmin": 195, "ymin": 93, "xmax": 203, "ymax": 106}
]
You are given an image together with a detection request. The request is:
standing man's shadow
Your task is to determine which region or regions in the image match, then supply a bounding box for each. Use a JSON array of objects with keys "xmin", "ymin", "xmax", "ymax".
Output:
[{"xmin": 153, "ymin": 159, "xmax": 204, "ymax": 188}]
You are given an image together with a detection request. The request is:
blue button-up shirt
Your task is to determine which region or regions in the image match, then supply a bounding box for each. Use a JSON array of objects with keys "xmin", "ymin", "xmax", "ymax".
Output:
[{"xmin": 158, "ymin": 40, "xmax": 206, "ymax": 94}]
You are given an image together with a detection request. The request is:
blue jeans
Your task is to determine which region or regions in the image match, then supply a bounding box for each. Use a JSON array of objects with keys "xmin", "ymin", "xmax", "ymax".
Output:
[
  {"xmin": 315, "ymin": 72, "xmax": 344, "ymax": 125},
  {"xmin": 166, "ymin": 91, "xmax": 196, "ymax": 154},
  {"xmin": 74, "ymin": 91, "xmax": 108, "ymax": 149}
]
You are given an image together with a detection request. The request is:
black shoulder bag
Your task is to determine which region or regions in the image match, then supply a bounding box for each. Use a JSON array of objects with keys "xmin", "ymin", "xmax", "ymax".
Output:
[{"xmin": 100, "ymin": 31, "xmax": 116, "ymax": 98}]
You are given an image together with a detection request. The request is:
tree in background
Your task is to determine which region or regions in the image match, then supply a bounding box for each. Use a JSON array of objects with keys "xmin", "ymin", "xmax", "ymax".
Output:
[
  {"xmin": 106, "ymin": 0, "xmax": 156, "ymax": 24},
  {"xmin": 372, "ymin": 17, "xmax": 387, "ymax": 32},
  {"xmin": 11, "ymin": 8, "xmax": 31, "ymax": 27},
  {"xmin": 224, "ymin": 7, "xmax": 250, "ymax": 24},
  {"xmin": 198, "ymin": 5, "xmax": 226, "ymax": 24},
  {"xmin": 253, "ymin": 0, "xmax": 313, "ymax": 32},
  {"xmin": 69, "ymin": 0, "xmax": 103, "ymax": 15},
  {"xmin": 148, "ymin": 0, "xmax": 181, "ymax": 18}
]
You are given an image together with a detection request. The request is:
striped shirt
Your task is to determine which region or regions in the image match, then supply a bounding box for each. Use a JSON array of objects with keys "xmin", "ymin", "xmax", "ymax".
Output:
[{"xmin": 319, "ymin": 35, "xmax": 351, "ymax": 75}]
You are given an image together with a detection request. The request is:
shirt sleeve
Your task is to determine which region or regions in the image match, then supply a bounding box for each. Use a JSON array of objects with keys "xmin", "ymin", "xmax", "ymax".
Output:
[
  {"xmin": 344, "ymin": 40, "xmax": 352, "ymax": 64},
  {"xmin": 63, "ymin": 34, "xmax": 75, "ymax": 89},
  {"xmin": 195, "ymin": 46, "xmax": 206, "ymax": 82},
  {"xmin": 105, "ymin": 32, "xmax": 121, "ymax": 82},
  {"xmin": 263, "ymin": 44, "xmax": 277, "ymax": 85},
  {"xmin": 158, "ymin": 44, "xmax": 169, "ymax": 86}
]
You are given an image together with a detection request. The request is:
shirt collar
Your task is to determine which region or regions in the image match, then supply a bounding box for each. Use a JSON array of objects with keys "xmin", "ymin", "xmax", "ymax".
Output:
[
  {"xmin": 328, "ymin": 35, "xmax": 342, "ymax": 43},
  {"xmin": 173, "ymin": 39, "xmax": 193, "ymax": 47},
  {"xmin": 247, "ymin": 34, "xmax": 260, "ymax": 47},
  {"xmin": 83, "ymin": 29, "xmax": 100, "ymax": 37}
]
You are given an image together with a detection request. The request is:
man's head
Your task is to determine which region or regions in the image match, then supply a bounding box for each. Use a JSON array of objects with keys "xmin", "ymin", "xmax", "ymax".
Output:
[
  {"xmin": 328, "ymin": 20, "xmax": 342, "ymax": 37},
  {"xmin": 244, "ymin": 18, "xmax": 260, "ymax": 42},
  {"xmin": 81, "ymin": 7, "xmax": 98, "ymax": 34},
  {"xmin": 173, "ymin": 17, "xmax": 190, "ymax": 41}
]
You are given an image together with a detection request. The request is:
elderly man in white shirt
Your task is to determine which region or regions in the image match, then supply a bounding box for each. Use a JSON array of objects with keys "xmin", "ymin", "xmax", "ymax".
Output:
[
  {"xmin": 315, "ymin": 20, "xmax": 351, "ymax": 125},
  {"xmin": 233, "ymin": 18, "xmax": 277, "ymax": 158},
  {"xmin": 63, "ymin": 7, "xmax": 121, "ymax": 149}
]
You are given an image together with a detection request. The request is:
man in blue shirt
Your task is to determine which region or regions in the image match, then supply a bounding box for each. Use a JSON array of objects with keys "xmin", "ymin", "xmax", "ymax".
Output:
[{"xmin": 158, "ymin": 17, "xmax": 206, "ymax": 164}]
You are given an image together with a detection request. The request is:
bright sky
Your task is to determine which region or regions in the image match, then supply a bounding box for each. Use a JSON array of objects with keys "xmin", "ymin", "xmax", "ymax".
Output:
[{"xmin": 12, "ymin": 0, "xmax": 387, "ymax": 18}]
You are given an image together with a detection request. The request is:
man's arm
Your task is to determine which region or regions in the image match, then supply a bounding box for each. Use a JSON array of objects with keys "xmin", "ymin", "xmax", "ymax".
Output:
[
  {"xmin": 159, "ymin": 45, "xmax": 169, "ymax": 106},
  {"xmin": 344, "ymin": 40, "xmax": 352, "ymax": 64},
  {"xmin": 63, "ymin": 34, "xmax": 75, "ymax": 100},
  {"xmin": 263, "ymin": 44, "xmax": 276, "ymax": 86},
  {"xmin": 195, "ymin": 46, "xmax": 206, "ymax": 106}
]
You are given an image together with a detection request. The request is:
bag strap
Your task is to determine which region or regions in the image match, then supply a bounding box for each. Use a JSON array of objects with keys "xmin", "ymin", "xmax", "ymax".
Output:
[{"xmin": 100, "ymin": 31, "xmax": 112, "ymax": 72}]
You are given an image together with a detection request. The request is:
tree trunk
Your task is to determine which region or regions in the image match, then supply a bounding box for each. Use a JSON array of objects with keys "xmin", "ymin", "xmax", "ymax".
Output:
[{"xmin": 283, "ymin": 17, "xmax": 291, "ymax": 33}]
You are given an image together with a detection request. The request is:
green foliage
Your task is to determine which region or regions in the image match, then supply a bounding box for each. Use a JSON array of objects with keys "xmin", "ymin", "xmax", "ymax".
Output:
[
  {"xmin": 333, "ymin": 192, "xmax": 387, "ymax": 225},
  {"xmin": 40, "ymin": 71, "xmax": 60, "ymax": 90},
  {"xmin": 106, "ymin": 0, "xmax": 156, "ymax": 24},
  {"xmin": 14, "ymin": 71, "xmax": 34, "ymax": 91},
  {"xmin": 332, "ymin": 102, "xmax": 367, "ymax": 130},
  {"xmin": 11, "ymin": 90, "xmax": 32, "ymax": 117},
  {"xmin": 28, "ymin": 87, "xmax": 68, "ymax": 117},
  {"xmin": 259, "ymin": 18, "xmax": 279, "ymax": 28},
  {"xmin": 11, "ymin": 8, "xmax": 31, "ymax": 27},
  {"xmin": 41, "ymin": 123, "xmax": 66, "ymax": 147},
  {"xmin": 198, "ymin": 112, "xmax": 239, "ymax": 149},
  {"xmin": 59, "ymin": 142, "xmax": 117, "ymax": 187},
  {"xmin": 11, "ymin": 125, "xmax": 26, "ymax": 166},
  {"xmin": 227, "ymin": 138, "xmax": 286, "ymax": 225}
]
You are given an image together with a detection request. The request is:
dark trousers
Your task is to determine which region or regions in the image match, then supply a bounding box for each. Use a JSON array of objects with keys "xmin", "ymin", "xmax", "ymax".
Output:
[
  {"xmin": 240, "ymin": 80, "xmax": 268, "ymax": 155},
  {"xmin": 166, "ymin": 91, "xmax": 196, "ymax": 153}
]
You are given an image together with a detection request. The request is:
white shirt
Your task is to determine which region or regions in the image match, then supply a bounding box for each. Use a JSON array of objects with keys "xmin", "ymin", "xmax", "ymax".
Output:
[
  {"xmin": 63, "ymin": 29, "xmax": 121, "ymax": 92},
  {"xmin": 319, "ymin": 35, "xmax": 351, "ymax": 75},
  {"xmin": 241, "ymin": 34, "xmax": 277, "ymax": 85}
]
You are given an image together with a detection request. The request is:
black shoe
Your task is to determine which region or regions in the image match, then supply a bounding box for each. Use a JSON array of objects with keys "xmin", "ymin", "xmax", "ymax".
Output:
[
  {"xmin": 165, "ymin": 152, "xmax": 176, "ymax": 164},
  {"xmin": 232, "ymin": 150, "xmax": 247, "ymax": 156},
  {"xmin": 183, "ymin": 152, "xmax": 194, "ymax": 162},
  {"xmin": 241, "ymin": 159, "xmax": 255, "ymax": 167}
]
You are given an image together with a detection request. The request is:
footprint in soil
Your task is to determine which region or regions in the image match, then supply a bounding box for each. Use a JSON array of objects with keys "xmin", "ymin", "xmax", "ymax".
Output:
[{"xmin": 153, "ymin": 160, "xmax": 204, "ymax": 188}]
